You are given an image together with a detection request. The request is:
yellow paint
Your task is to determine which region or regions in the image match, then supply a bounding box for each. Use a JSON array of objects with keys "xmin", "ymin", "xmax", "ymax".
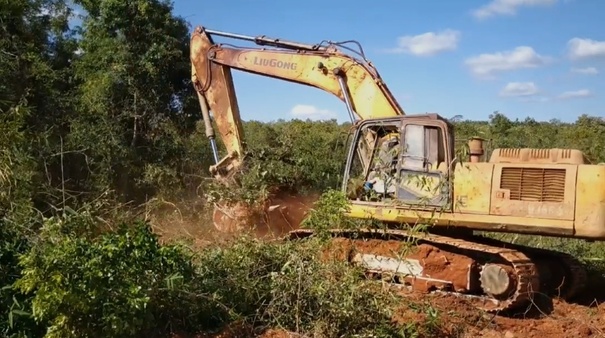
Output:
[
  {"xmin": 346, "ymin": 202, "xmax": 574, "ymax": 234},
  {"xmin": 347, "ymin": 160, "xmax": 605, "ymax": 241},
  {"xmin": 489, "ymin": 163, "xmax": 577, "ymax": 222},
  {"xmin": 190, "ymin": 27, "xmax": 405, "ymax": 178},
  {"xmin": 452, "ymin": 162, "xmax": 493, "ymax": 214},
  {"xmin": 575, "ymin": 165, "xmax": 605, "ymax": 238}
]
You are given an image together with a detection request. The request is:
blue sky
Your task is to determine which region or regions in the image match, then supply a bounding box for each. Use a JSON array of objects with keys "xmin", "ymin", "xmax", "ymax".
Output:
[
  {"xmin": 70, "ymin": 0, "xmax": 605, "ymax": 123},
  {"xmin": 171, "ymin": 0, "xmax": 604, "ymax": 123}
]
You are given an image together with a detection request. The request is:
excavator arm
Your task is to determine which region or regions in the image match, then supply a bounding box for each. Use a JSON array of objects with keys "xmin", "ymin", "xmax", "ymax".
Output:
[{"xmin": 190, "ymin": 26, "xmax": 406, "ymax": 182}]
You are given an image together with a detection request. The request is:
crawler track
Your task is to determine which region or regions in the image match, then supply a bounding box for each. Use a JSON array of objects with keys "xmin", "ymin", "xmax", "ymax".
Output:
[
  {"xmin": 287, "ymin": 228, "xmax": 574, "ymax": 314},
  {"xmin": 469, "ymin": 234, "xmax": 588, "ymax": 301}
]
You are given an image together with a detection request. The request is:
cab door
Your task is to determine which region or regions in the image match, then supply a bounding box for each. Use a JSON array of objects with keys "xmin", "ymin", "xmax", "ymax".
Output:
[{"xmin": 396, "ymin": 122, "xmax": 451, "ymax": 209}]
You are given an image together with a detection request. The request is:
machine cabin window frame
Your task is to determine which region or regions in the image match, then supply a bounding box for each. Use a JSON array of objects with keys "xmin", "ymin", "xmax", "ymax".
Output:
[{"xmin": 400, "ymin": 122, "xmax": 449, "ymax": 174}]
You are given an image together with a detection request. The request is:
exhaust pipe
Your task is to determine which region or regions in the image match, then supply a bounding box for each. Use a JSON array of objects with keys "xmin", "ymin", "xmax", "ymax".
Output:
[{"xmin": 468, "ymin": 137, "xmax": 485, "ymax": 163}]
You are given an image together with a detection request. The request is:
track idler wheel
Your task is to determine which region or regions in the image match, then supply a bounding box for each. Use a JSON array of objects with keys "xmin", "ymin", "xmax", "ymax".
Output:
[{"xmin": 479, "ymin": 263, "xmax": 517, "ymax": 299}]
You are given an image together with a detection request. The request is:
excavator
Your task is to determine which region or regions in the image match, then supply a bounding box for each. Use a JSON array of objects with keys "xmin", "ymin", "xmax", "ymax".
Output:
[{"xmin": 190, "ymin": 25, "xmax": 605, "ymax": 314}]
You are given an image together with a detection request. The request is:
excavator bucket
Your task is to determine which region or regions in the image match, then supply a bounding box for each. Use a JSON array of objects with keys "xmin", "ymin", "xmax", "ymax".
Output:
[{"xmin": 211, "ymin": 193, "xmax": 319, "ymax": 237}]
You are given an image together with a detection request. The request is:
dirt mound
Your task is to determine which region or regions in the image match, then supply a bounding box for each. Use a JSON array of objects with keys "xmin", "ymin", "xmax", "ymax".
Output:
[
  {"xmin": 212, "ymin": 191, "xmax": 320, "ymax": 238},
  {"xmin": 149, "ymin": 191, "xmax": 320, "ymax": 250}
]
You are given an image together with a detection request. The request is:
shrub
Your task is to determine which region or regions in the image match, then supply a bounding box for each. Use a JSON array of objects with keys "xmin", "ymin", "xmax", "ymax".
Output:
[{"xmin": 14, "ymin": 212, "xmax": 200, "ymax": 338}]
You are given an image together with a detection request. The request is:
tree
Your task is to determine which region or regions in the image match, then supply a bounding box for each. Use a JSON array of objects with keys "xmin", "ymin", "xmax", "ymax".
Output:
[{"xmin": 67, "ymin": 0, "xmax": 207, "ymax": 202}]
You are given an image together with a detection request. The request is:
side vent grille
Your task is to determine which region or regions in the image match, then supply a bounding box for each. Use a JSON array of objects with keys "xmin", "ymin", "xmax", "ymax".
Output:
[{"xmin": 500, "ymin": 168, "xmax": 566, "ymax": 202}]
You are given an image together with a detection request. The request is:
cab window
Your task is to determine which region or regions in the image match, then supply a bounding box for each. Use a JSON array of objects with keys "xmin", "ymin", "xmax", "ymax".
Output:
[{"xmin": 402, "ymin": 124, "xmax": 445, "ymax": 171}]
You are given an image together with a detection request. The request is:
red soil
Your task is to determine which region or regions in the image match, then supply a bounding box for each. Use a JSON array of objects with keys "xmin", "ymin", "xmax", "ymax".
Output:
[{"xmin": 211, "ymin": 191, "xmax": 320, "ymax": 238}]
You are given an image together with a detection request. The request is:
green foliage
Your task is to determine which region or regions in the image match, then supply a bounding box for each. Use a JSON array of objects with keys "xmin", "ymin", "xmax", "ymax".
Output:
[
  {"xmin": 300, "ymin": 189, "xmax": 366, "ymax": 237},
  {"xmin": 2, "ymin": 0, "xmax": 605, "ymax": 337},
  {"xmin": 7, "ymin": 210, "xmax": 432, "ymax": 338},
  {"xmin": 178, "ymin": 196, "xmax": 419, "ymax": 337},
  {"xmin": 205, "ymin": 119, "xmax": 349, "ymax": 207},
  {"xmin": 0, "ymin": 105, "xmax": 36, "ymax": 220},
  {"xmin": 15, "ymin": 213, "xmax": 198, "ymax": 337},
  {"xmin": 63, "ymin": 0, "xmax": 202, "ymax": 203},
  {"xmin": 191, "ymin": 237, "xmax": 295, "ymax": 328},
  {"xmin": 259, "ymin": 241, "xmax": 401, "ymax": 337}
]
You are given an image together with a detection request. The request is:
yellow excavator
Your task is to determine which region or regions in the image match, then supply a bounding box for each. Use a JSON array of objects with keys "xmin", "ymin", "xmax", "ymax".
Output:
[{"xmin": 190, "ymin": 25, "xmax": 605, "ymax": 313}]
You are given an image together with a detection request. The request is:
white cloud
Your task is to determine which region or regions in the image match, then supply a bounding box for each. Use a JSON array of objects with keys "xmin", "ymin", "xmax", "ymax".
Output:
[
  {"xmin": 558, "ymin": 89, "xmax": 592, "ymax": 99},
  {"xmin": 464, "ymin": 46, "xmax": 551, "ymax": 77},
  {"xmin": 567, "ymin": 38, "xmax": 605, "ymax": 60},
  {"xmin": 571, "ymin": 66, "xmax": 599, "ymax": 75},
  {"xmin": 499, "ymin": 82, "xmax": 539, "ymax": 97},
  {"xmin": 289, "ymin": 104, "xmax": 337, "ymax": 120},
  {"xmin": 386, "ymin": 30, "xmax": 460, "ymax": 57},
  {"xmin": 472, "ymin": 0, "xmax": 557, "ymax": 19}
]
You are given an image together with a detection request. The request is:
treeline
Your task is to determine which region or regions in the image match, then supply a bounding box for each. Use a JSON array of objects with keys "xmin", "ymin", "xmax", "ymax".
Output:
[{"xmin": 2, "ymin": 0, "xmax": 605, "ymax": 336}]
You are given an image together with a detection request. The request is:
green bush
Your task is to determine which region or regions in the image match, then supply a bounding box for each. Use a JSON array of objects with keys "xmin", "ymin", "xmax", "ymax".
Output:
[
  {"xmin": 192, "ymin": 234, "xmax": 403, "ymax": 337},
  {"xmin": 204, "ymin": 119, "xmax": 349, "ymax": 207},
  {"xmin": 14, "ymin": 213, "xmax": 200, "ymax": 338},
  {"xmin": 259, "ymin": 240, "xmax": 401, "ymax": 337},
  {"xmin": 8, "ymin": 194, "xmax": 446, "ymax": 338}
]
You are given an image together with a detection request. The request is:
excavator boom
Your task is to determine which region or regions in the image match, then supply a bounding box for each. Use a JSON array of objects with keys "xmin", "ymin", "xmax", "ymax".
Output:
[{"xmin": 190, "ymin": 26, "xmax": 404, "ymax": 180}]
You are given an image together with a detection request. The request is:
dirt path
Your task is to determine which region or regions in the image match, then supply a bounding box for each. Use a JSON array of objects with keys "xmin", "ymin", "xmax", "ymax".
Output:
[{"xmin": 170, "ymin": 278, "xmax": 605, "ymax": 338}]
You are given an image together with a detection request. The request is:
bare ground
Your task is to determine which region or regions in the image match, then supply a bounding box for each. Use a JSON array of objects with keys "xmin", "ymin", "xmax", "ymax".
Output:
[
  {"xmin": 170, "ymin": 292, "xmax": 605, "ymax": 338},
  {"xmin": 188, "ymin": 291, "xmax": 605, "ymax": 337}
]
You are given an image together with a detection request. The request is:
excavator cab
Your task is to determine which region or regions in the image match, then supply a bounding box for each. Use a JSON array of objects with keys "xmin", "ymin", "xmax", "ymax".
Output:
[{"xmin": 343, "ymin": 114, "xmax": 454, "ymax": 209}]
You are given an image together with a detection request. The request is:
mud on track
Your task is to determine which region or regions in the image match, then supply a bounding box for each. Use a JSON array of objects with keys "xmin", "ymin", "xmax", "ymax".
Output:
[{"xmin": 323, "ymin": 237, "xmax": 475, "ymax": 294}]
